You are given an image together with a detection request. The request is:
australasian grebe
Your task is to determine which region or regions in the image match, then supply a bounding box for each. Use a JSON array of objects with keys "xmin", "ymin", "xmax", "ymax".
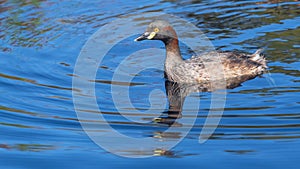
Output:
[{"xmin": 134, "ymin": 20, "xmax": 267, "ymax": 86}]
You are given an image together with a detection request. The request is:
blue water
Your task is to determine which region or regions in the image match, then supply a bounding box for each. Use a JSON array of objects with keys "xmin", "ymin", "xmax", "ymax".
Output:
[{"xmin": 1, "ymin": 0, "xmax": 300, "ymax": 168}]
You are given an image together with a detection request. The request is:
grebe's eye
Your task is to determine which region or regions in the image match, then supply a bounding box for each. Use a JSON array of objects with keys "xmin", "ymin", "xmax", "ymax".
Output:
[{"xmin": 154, "ymin": 28, "xmax": 159, "ymax": 33}]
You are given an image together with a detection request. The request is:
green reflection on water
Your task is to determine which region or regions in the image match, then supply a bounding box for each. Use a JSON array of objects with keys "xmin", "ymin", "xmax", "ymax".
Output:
[
  {"xmin": 0, "ymin": 0, "xmax": 56, "ymax": 50},
  {"xmin": 0, "ymin": 122, "xmax": 35, "ymax": 128},
  {"xmin": 0, "ymin": 143, "xmax": 56, "ymax": 152}
]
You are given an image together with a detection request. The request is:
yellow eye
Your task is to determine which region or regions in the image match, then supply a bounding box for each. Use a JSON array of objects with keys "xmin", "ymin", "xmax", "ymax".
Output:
[{"xmin": 154, "ymin": 28, "xmax": 159, "ymax": 33}]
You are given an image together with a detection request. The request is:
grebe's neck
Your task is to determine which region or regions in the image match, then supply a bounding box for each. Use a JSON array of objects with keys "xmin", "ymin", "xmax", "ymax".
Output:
[
  {"xmin": 164, "ymin": 38, "xmax": 183, "ymax": 64},
  {"xmin": 164, "ymin": 37, "xmax": 183, "ymax": 81}
]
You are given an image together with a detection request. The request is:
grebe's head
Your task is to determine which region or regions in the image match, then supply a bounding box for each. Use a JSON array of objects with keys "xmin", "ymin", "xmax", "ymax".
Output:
[{"xmin": 134, "ymin": 20, "xmax": 178, "ymax": 44}]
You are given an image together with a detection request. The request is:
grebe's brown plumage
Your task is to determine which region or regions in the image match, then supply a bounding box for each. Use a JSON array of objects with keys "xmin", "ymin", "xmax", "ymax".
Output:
[{"xmin": 135, "ymin": 20, "xmax": 267, "ymax": 86}]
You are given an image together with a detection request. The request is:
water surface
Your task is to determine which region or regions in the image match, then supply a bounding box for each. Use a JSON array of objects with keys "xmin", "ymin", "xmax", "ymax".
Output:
[{"xmin": 1, "ymin": 0, "xmax": 300, "ymax": 168}]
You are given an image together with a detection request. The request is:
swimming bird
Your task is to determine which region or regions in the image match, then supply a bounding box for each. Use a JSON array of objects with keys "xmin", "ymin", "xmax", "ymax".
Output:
[{"xmin": 134, "ymin": 20, "xmax": 267, "ymax": 87}]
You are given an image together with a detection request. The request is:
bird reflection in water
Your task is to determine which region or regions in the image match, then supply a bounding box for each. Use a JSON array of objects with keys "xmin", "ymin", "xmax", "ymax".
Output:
[{"xmin": 148, "ymin": 76, "xmax": 258, "ymax": 157}]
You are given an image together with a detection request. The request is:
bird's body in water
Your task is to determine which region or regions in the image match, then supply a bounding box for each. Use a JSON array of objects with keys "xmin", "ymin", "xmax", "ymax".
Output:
[{"xmin": 135, "ymin": 20, "xmax": 267, "ymax": 88}]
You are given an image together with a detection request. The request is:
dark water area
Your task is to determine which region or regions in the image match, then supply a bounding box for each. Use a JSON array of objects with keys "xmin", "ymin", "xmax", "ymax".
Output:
[{"xmin": 1, "ymin": 0, "xmax": 300, "ymax": 168}]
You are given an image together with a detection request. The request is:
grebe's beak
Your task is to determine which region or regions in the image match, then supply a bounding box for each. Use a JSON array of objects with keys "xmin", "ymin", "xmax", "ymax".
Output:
[{"xmin": 134, "ymin": 32, "xmax": 156, "ymax": 41}]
